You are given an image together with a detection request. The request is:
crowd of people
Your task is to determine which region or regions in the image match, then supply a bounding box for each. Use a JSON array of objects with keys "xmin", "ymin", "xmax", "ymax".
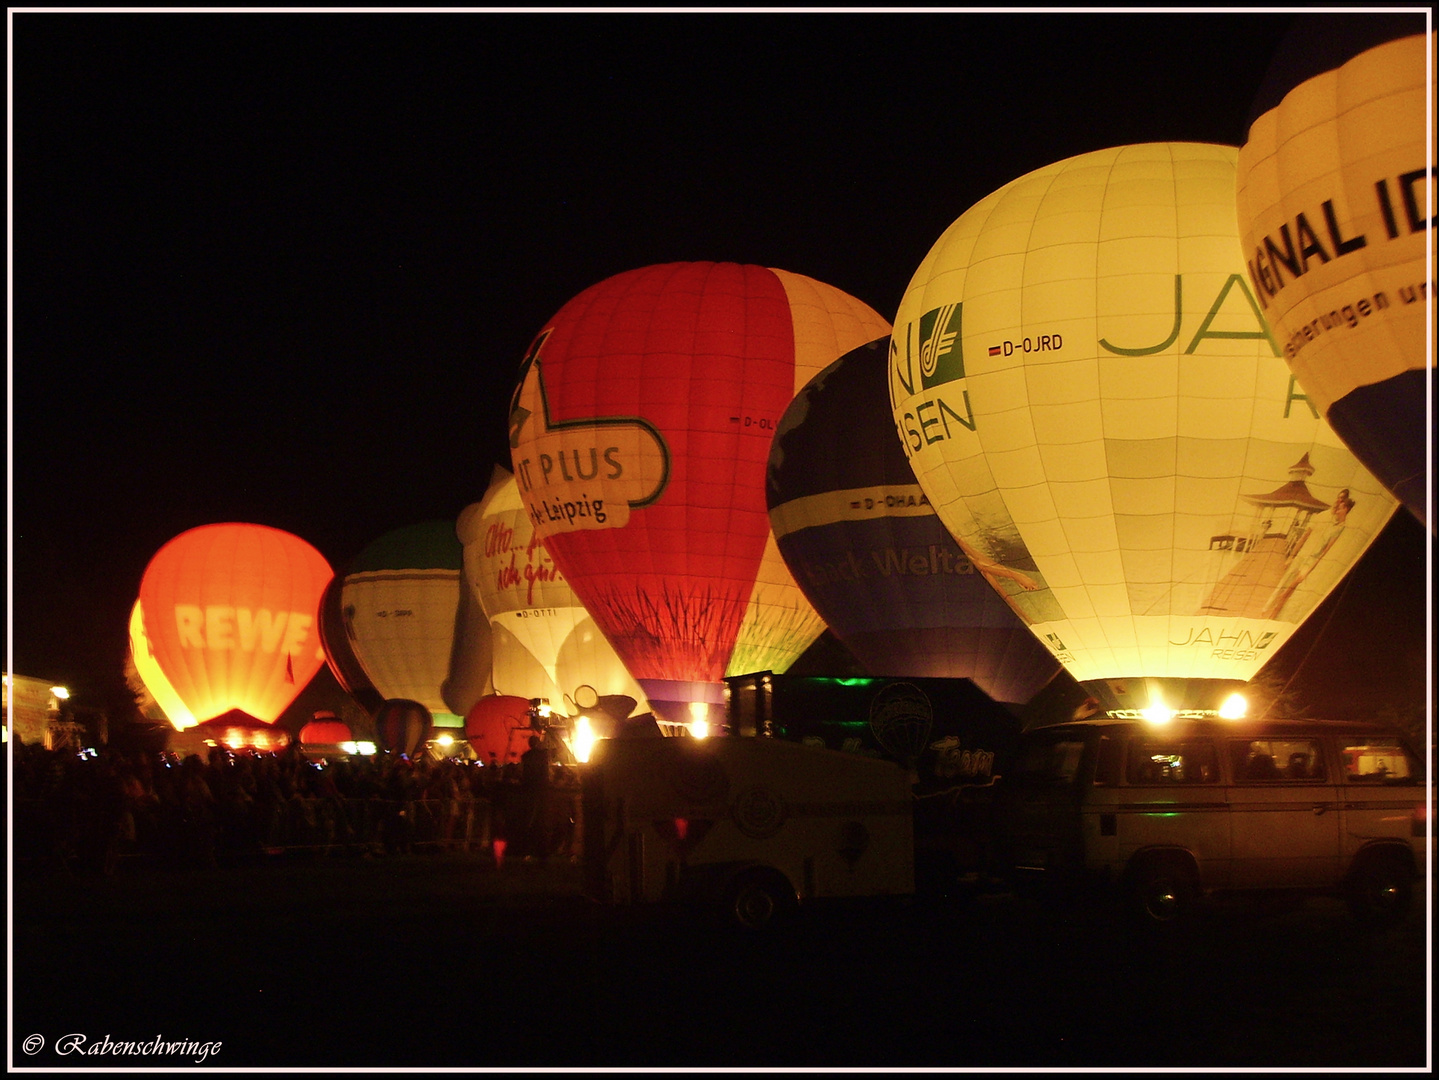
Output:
[{"xmin": 11, "ymin": 734, "xmax": 580, "ymax": 876}]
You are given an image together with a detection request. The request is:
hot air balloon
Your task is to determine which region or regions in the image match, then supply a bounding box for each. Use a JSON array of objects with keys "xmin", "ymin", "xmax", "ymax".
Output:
[
  {"xmin": 887, "ymin": 143, "xmax": 1398, "ymax": 716},
  {"xmin": 1236, "ymin": 13, "xmax": 1433, "ymax": 530},
  {"xmin": 128, "ymin": 599, "xmax": 197, "ymax": 729},
  {"xmin": 373, "ymin": 698, "xmax": 432, "ymax": 757},
  {"xmin": 457, "ymin": 466, "xmax": 649, "ymax": 713},
  {"xmin": 339, "ymin": 521, "xmax": 491, "ymax": 728},
  {"xmin": 767, "ymin": 337, "xmax": 1059, "ymax": 707},
  {"xmin": 463, "ymin": 693, "xmax": 536, "ymax": 769},
  {"xmin": 298, "ymin": 712, "xmax": 354, "ymax": 758},
  {"xmin": 508, "ymin": 261, "xmax": 891, "ymax": 724},
  {"xmin": 137, "ymin": 522, "xmax": 334, "ymax": 725},
  {"xmin": 317, "ymin": 574, "xmax": 385, "ymax": 714},
  {"xmin": 442, "ymin": 561, "xmax": 495, "ymax": 720}
]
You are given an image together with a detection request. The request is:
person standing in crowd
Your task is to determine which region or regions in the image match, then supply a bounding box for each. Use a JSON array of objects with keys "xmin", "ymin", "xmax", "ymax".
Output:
[{"xmin": 519, "ymin": 735, "xmax": 551, "ymax": 861}]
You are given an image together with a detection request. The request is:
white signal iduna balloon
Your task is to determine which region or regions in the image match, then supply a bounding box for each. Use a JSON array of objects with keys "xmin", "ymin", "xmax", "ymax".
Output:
[{"xmin": 1237, "ymin": 23, "xmax": 1434, "ymax": 530}]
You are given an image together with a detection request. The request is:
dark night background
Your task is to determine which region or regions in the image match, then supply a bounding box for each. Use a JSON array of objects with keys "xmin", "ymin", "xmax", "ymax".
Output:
[{"xmin": 8, "ymin": 11, "xmax": 1432, "ymax": 739}]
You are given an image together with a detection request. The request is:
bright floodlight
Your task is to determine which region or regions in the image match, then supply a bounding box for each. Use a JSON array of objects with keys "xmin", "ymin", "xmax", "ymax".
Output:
[
  {"xmin": 51, "ymin": 686, "xmax": 70, "ymax": 700},
  {"xmin": 1141, "ymin": 693, "xmax": 1174, "ymax": 725},
  {"xmin": 688, "ymin": 701, "xmax": 710, "ymax": 739},
  {"xmin": 1219, "ymin": 693, "xmax": 1248, "ymax": 720}
]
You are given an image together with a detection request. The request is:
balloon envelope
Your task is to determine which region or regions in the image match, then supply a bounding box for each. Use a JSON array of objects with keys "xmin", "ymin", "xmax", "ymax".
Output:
[
  {"xmin": 887, "ymin": 143, "xmax": 1397, "ymax": 709},
  {"xmin": 463, "ymin": 693, "xmax": 535, "ymax": 767},
  {"xmin": 372, "ymin": 698, "xmax": 432, "ymax": 757},
  {"xmin": 317, "ymin": 574, "xmax": 385, "ymax": 713},
  {"xmin": 508, "ymin": 261, "xmax": 891, "ymax": 720},
  {"xmin": 340, "ymin": 521, "xmax": 489, "ymax": 722},
  {"xmin": 1236, "ymin": 17, "xmax": 1433, "ymax": 529},
  {"xmin": 767, "ymin": 338, "xmax": 1059, "ymax": 705},
  {"xmin": 299, "ymin": 718, "xmax": 353, "ymax": 746},
  {"xmin": 137, "ymin": 522, "xmax": 333, "ymax": 725},
  {"xmin": 128, "ymin": 599, "xmax": 198, "ymax": 730},
  {"xmin": 441, "ymin": 561, "xmax": 495, "ymax": 719},
  {"xmin": 457, "ymin": 466, "xmax": 649, "ymax": 710}
]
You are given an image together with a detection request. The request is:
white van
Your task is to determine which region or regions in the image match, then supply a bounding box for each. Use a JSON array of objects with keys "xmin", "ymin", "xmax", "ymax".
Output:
[{"xmin": 996, "ymin": 717, "xmax": 1427, "ymax": 926}]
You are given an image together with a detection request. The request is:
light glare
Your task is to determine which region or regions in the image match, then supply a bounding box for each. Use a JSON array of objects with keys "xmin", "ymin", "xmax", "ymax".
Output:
[
  {"xmin": 1141, "ymin": 693, "xmax": 1174, "ymax": 725},
  {"xmin": 572, "ymin": 715, "xmax": 596, "ymax": 763},
  {"xmin": 688, "ymin": 701, "xmax": 709, "ymax": 739}
]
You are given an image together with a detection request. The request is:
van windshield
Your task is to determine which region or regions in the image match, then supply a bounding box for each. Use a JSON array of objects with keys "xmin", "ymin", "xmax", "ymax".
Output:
[{"xmin": 1011, "ymin": 732, "xmax": 1088, "ymax": 786}]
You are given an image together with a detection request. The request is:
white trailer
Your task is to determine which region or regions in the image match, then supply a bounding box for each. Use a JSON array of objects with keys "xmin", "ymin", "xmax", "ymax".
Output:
[{"xmin": 581, "ymin": 735, "xmax": 915, "ymax": 927}]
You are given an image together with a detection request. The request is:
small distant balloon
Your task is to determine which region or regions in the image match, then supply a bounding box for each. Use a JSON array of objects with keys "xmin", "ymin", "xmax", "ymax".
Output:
[
  {"xmin": 299, "ymin": 714, "xmax": 353, "ymax": 747},
  {"xmin": 463, "ymin": 694, "xmax": 535, "ymax": 767},
  {"xmin": 373, "ymin": 698, "xmax": 432, "ymax": 757}
]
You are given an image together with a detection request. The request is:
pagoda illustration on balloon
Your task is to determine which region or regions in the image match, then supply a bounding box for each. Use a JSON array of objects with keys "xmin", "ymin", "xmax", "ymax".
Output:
[{"xmin": 1199, "ymin": 452, "xmax": 1360, "ymax": 622}]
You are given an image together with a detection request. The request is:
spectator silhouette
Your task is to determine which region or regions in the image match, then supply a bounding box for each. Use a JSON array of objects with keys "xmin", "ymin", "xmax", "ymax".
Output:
[{"xmin": 519, "ymin": 736, "xmax": 551, "ymax": 860}]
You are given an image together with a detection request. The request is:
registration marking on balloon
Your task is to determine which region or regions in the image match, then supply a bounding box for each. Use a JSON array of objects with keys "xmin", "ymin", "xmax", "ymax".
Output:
[{"xmin": 509, "ymin": 330, "xmax": 670, "ymax": 537}]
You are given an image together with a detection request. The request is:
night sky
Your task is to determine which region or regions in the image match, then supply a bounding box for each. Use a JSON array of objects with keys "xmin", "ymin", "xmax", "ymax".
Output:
[{"xmin": 9, "ymin": 10, "xmax": 1431, "ymax": 728}]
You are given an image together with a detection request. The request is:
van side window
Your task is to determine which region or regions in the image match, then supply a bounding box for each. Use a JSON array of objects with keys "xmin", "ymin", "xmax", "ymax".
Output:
[
  {"xmin": 1012, "ymin": 734, "xmax": 1088, "ymax": 785},
  {"xmin": 1230, "ymin": 739, "xmax": 1325, "ymax": 782},
  {"xmin": 1125, "ymin": 739, "xmax": 1220, "ymax": 785},
  {"xmin": 1340, "ymin": 738, "xmax": 1417, "ymax": 783},
  {"xmin": 1093, "ymin": 736, "xmax": 1121, "ymax": 787}
]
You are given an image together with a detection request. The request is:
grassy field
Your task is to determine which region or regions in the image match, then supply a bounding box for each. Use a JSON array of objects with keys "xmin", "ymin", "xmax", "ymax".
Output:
[{"xmin": 11, "ymin": 850, "xmax": 1433, "ymax": 1069}]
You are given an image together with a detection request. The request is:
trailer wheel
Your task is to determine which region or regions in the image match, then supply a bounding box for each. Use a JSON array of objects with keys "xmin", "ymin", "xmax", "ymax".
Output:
[
  {"xmin": 1345, "ymin": 849, "xmax": 1413, "ymax": 927},
  {"xmin": 1124, "ymin": 853, "xmax": 1197, "ymax": 929},
  {"xmin": 725, "ymin": 868, "xmax": 795, "ymax": 930}
]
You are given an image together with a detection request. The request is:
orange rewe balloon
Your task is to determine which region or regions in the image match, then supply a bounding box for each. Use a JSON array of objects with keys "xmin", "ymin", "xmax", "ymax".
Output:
[
  {"xmin": 128, "ymin": 598, "xmax": 198, "ymax": 730},
  {"xmin": 137, "ymin": 522, "xmax": 334, "ymax": 724}
]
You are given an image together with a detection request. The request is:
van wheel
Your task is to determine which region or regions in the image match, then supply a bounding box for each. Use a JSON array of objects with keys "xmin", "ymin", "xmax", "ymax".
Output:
[
  {"xmin": 1345, "ymin": 850, "xmax": 1413, "ymax": 926},
  {"xmin": 726, "ymin": 869, "xmax": 794, "ymax": 930},
  {"xmin": 1125, "ymin": 856, "xmax": 1197, "ymax": 928}
]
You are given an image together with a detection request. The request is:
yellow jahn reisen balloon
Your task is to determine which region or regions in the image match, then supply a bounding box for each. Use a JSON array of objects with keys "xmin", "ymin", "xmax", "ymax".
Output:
[
  {"xmin": 1236, "ymin": 24, "xmax": 1434, "ymax": 531},
  {"xmin": 888, "ymin": 142, "xmax": 1398, "ymax": 713}
]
